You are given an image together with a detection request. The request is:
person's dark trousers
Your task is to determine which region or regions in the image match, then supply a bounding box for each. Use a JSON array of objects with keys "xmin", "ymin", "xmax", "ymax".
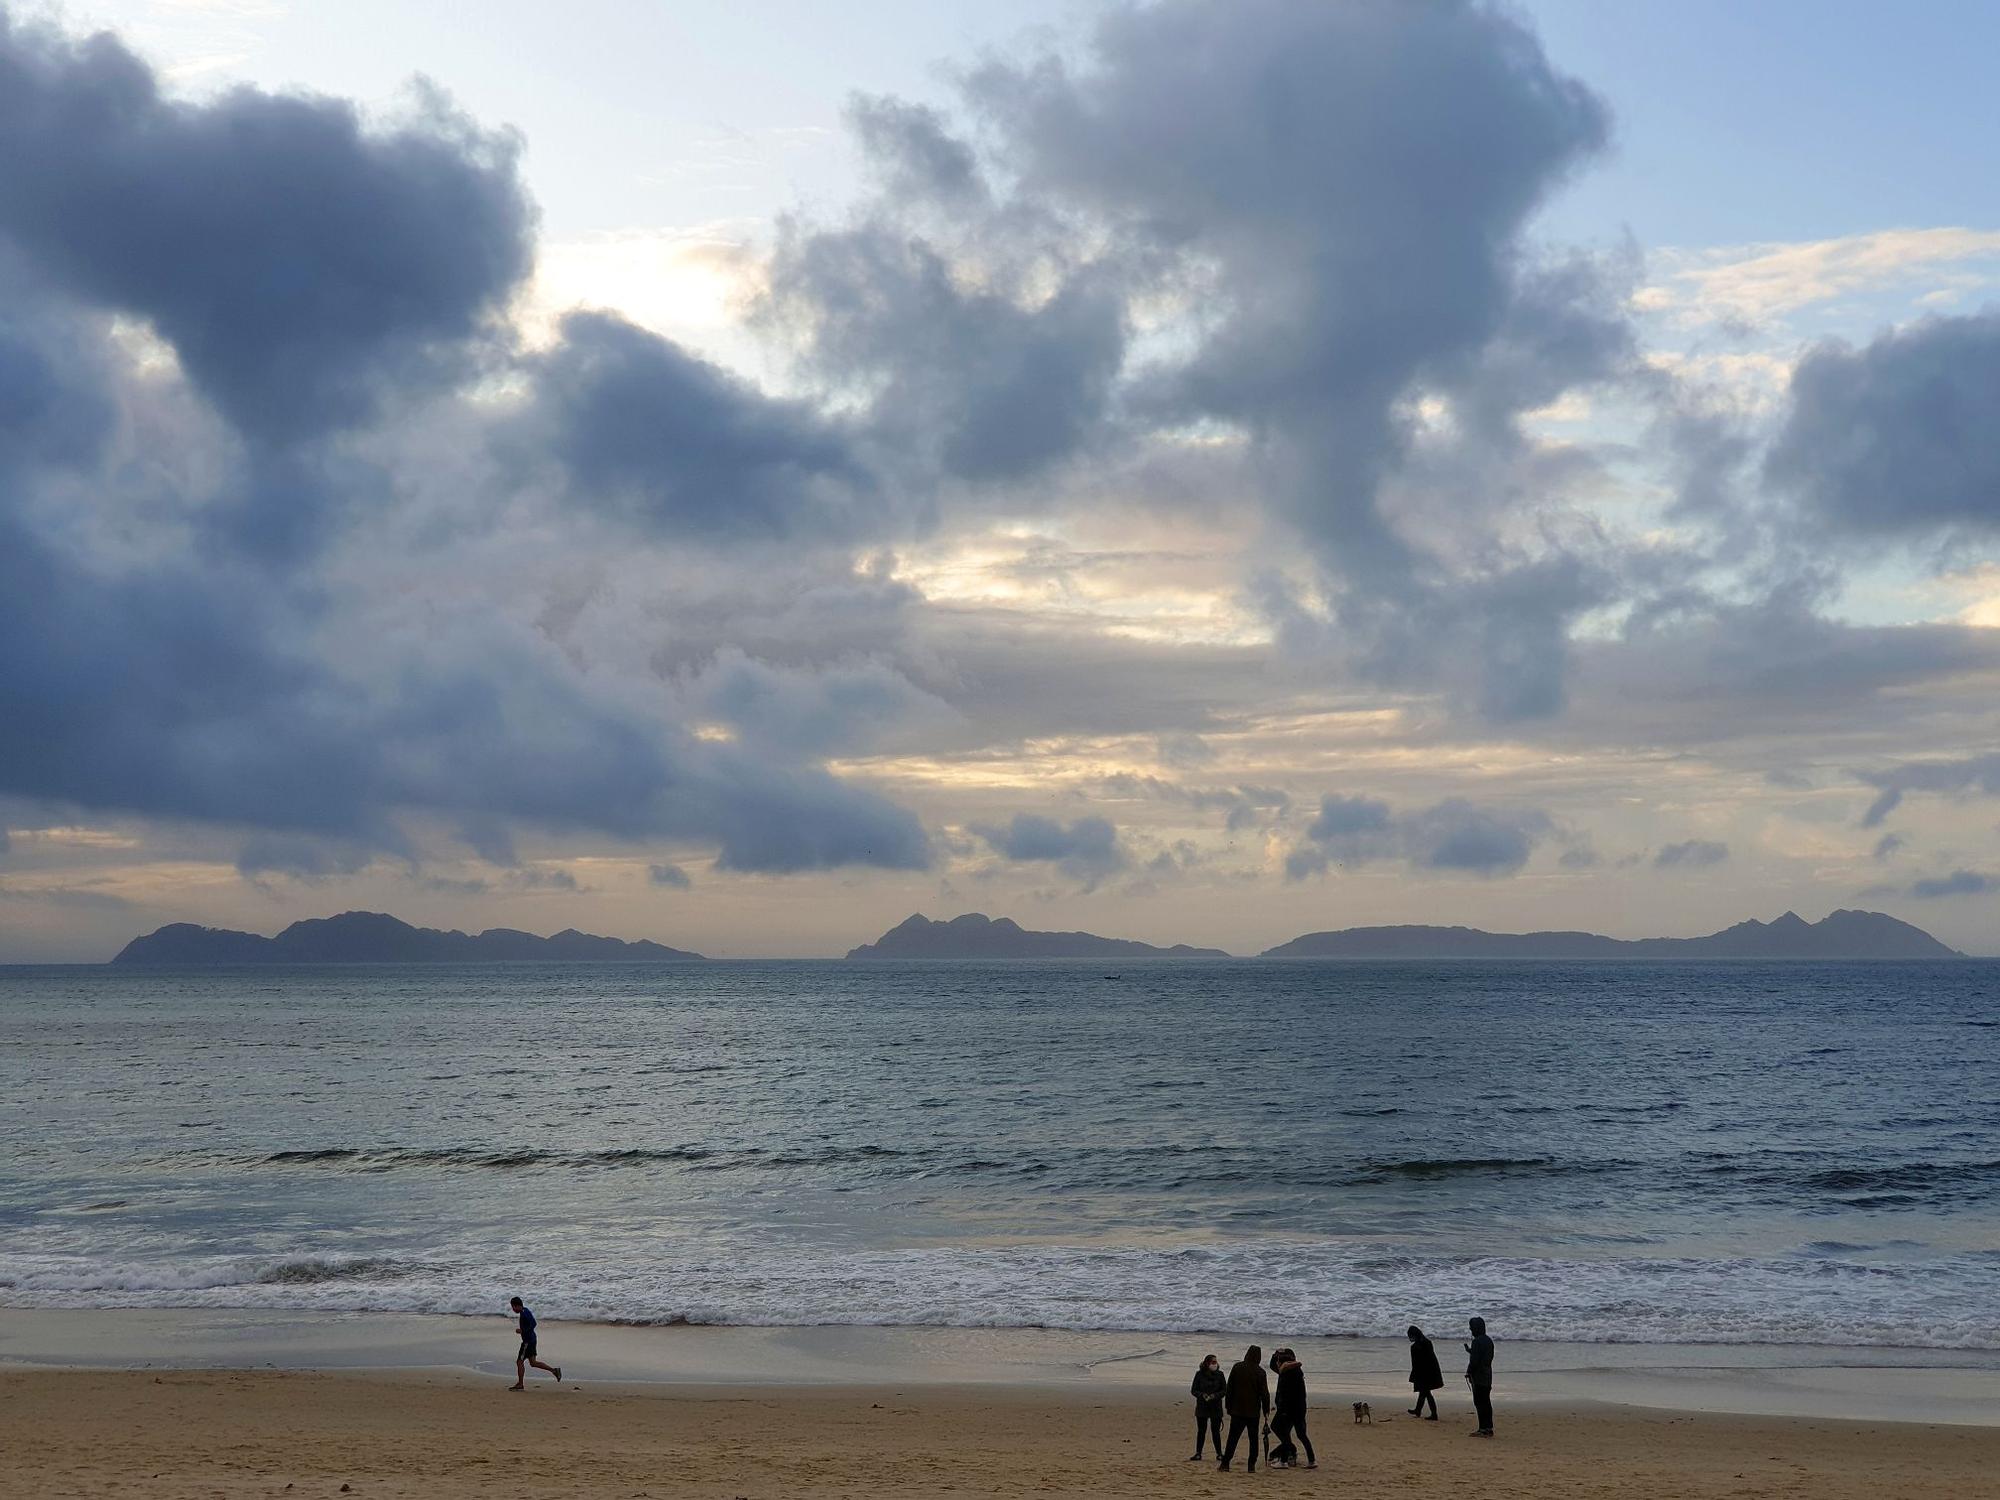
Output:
[
  {"xmin": 1194, "ymin": 1403, "xmax": 1222, "ymax": 1456},
  {"xmin": 1220, "ymin": 1414, "xmax": 1260, "ymax": 1470},
  {"xmin": 1272, "ymin": 1413, "xmax": 1313, "ymax": 1465},
  {"xmin": 1412, "ymin": 1389, "xmax": 1437, "ymax": 1418},
  {"xmin": 1472, "ymin": 1383, "xmax": 1494, "ymax": 1433}
]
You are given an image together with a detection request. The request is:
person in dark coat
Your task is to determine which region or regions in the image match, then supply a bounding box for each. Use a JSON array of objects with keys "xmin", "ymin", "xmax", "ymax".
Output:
[
  {"xmin": 1217, "ymin": 1344, "xmax": 1270, "ymax": 1472},
  {"xmin": 1188, "ymin": 1353, "xmax": 1226, "ymax": 1460},
  {"xmin": 1464, "ymin": 1315, "xmax": 1495, "ymax": 1436},
  {"xmin": 1269, "ymin": 1349, "xmax": 1316, "ymax": 1469},
  {"xmin": 1406, "ymin": 1324, "xmax": 1443, "ymax": 1419}
]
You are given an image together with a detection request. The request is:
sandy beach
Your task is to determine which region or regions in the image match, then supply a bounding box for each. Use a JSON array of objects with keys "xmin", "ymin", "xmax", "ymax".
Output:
[{"xmin": 4, "ymin": 1365, "xmax": 1998, "ymax": 1500}]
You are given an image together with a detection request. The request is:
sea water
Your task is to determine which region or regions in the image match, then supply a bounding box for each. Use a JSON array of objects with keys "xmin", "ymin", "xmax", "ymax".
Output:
[{"xmin": 0, "ymin": 959, "xmax": 1995, "ymax": 1350}]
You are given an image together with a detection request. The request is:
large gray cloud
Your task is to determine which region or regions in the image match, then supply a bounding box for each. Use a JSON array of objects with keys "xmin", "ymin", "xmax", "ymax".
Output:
[
  {"xmin": 1769, "ymin": 313, "xmax": 2000, "ymax": 535},
  {"xmin": 0, "ymin": 14, "xmax": 531, "ymax": 445},
  {"xmin": 1285, "ymin": 794, "xmax": 1553, "ymax": 879},
  {"xmin": 765, "ymin": 208, "xmax": 1128, "ymax": 487},
  {"xmin": 1910, "ymin": 870, "xmax": 1994, "ymax": 899},
  {"xmin": 0, "ymin": 9, "xmax": 932, "ymax": 880},
  {"xmin": 762, "ymin": 0, "xmax": 1634, "ymax": 722},
  {"xmin": 1857, "ymin": 752, "xmax": 2000, "ymax": 827},
  {"xmin": 525, "ymin": 311, "xmax": 873, "ymax": 542},
  {"xmin": 969, "ymin": 813, "xmax": 1128, "ymax": 885}
]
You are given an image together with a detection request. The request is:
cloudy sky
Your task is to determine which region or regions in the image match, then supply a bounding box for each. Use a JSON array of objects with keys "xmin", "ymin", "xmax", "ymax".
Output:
[{"xmin": 4, "ymin": 0, "xmax": 1999, "ymax": 960}]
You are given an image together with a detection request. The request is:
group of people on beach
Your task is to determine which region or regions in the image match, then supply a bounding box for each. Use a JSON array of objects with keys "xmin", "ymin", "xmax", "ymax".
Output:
[
  {"xmin": 1187, "ymin": 1319, "xmax": 1496, "ymax": 1472},
  {"xmin": 502, "ymin": 1296, "xmax": 1499, "ymax": 1473}
]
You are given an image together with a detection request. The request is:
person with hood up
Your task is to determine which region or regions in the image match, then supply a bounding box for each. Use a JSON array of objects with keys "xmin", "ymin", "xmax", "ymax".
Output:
[
  {"xmin": 1269, "ymin": 1347, "xmax": 1316, "ymax": 1469},
  {"xmin": 1217, "ymin": 1344, "xmax": 1270, "ymax": 1472},
  {"xmin": 1188, "ymin": 1353, "xmax": 1226, "ymax": 1461},
  {"xmin": 1465, "ymin": 1315, "xmax": 1495, "ymax": 1436},
  {"xmin": 1406, "ymin": 1324, "xmax": 1443, "ymax": 1419}
]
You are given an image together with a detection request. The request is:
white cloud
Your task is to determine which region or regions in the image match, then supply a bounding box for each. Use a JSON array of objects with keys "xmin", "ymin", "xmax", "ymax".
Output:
[{"xmin": 1642, "ymin": 227, "xmax": 2000, "ymax": 326}]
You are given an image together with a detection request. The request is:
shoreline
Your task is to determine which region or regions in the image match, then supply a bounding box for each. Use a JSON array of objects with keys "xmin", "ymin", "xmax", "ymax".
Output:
[
  {"xmin": 4, "ymin": 1307, "xmax": 1997, "ymax": 1427},
  {"xmin": 2, "ymin": 1365, "xmax": 1996, "ymax": 1500}
]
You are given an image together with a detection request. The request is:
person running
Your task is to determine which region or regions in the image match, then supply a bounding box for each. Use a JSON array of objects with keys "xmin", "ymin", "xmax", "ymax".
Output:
[
  {"xmin": 1270, "ymin": 1348, "xmax": 1316, "ymax": 1469},
  {"xmin": 1406, "ymin": 1324, "xmax": 1443, "ymax": 1419},
  {"xmin": 1464, "ymin": 1315, "xmax": 1494, "ymax": 1436},
  {"xmin": 1188, "ymin": 1353, "xmax": 1226, "ymax": 1461},
  {"xmin": 1217, "ymin": 1344, "xmax": 1270, "ymax": 1473},
  {"xmin": 508, "ymin": 1296, "xmax": 562, "ymax": 1389}
]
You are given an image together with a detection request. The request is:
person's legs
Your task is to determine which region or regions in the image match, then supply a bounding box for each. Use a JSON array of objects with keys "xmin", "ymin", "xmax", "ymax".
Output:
[
  {"xmin": 528, "ymin": 1354, "xmax": 561, "ymax": 1380},
  {"xmin": 1204, "ymin": 1407, "xmax": 1222, "ymax": 1456},
  {"xmin": 1220, "ymin": 1414, "xmax": 1250, "ymax": 1468},
  {"xmin": 1192, "ymin": 1406, "xmax": 1214, "ymax": 1458},
  {"xmin": 1472, "ymin": 1383, "xmax": 1493, "ymax": 1434},
  {"xmin": 1422, "ymin": 1389, "xmax": 1438, "ymax": 1419},
  {"xmin": 1293, "ymin": 1413, "xmax": 1314, "ymax": 1466},
  {"xmin": 1269, "ymin": 1415, "xmax": 1291, "ymax": 1465}
]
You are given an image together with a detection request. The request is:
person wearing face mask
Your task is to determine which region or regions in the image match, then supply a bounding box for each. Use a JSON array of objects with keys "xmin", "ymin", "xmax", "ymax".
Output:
[{"xmin": 1188, "ymin": 1353, "xmax": 1226, "ymax": 1461}]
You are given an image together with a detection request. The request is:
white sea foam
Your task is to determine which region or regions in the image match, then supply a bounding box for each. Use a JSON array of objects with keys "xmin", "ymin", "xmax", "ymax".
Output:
[{"xmin": 3, "ymin": 1243, "xmax": 1995, "ymax": 1350}]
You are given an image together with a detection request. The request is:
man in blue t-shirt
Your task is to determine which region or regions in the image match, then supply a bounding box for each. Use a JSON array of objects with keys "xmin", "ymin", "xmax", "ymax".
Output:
[{"xmin": 508, "ymin": 1296, "xmax": 563, "ymax": 1390}]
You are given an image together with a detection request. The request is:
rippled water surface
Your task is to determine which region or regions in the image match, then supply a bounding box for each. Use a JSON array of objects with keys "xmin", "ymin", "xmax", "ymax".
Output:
[{"xmin": 1, "ymin": 959, "xmax": 1996, "ymax": 1347}]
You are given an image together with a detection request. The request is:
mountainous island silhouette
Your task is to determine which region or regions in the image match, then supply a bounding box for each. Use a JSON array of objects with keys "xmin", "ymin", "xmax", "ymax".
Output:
[
  {"xmin": 846, "ymin": 908, "xmax": 1961, "ymax": 961},
  {"xmin": 110, "ymin": 907, "xmax": 1960, "ymax": 964},
  {"xmin": 845, "ymin": 912, "xmax": 1231, "ymax": 959},
  {"xmin": 112, "ymin": 911, "xmax": 704, "ymax": 964}
]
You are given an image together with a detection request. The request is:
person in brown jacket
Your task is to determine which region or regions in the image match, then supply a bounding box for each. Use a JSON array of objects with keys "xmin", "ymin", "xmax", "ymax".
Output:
[{"xmin": 1217, "ymin": 1344, "xmax": 1271, "ymax": 1472}]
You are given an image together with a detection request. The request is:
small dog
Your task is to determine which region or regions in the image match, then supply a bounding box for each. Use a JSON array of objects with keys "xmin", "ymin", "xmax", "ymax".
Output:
[{"xmin": 1352, "ymin": 1401, "xmax": 1372, "ymax": 1424}]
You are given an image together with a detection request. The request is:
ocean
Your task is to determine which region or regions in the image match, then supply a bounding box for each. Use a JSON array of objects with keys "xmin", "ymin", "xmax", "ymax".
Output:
[{"xmin": 1, "ymin": 959, "xmax": 1996, "ymax": 1350}]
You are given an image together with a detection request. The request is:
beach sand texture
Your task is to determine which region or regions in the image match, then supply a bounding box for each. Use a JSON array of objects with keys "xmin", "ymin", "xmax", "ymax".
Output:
[{"xmin": 3, "ymin": 1370, "xmax": 1996, "ymax": 1499}]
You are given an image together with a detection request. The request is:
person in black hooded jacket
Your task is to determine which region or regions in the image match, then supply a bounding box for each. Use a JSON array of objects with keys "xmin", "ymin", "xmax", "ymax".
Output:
[
  {"xmin": 1188, "ymin": 1354, "xmax": 1226, "ymax": 1460},
  {"xmin": 1406, "ymin": 1324, "xmax": 1443, "ymax": 1419},
  {"xmin": 1217, "ymin": 1345, "xmax": 1270, "ymax": 1472},
  {"xmin": 1465, "ymin": 1316, "xmax": 1495, "ymax": 1436},
  {"xmin": 1269, "ymin": 1348, "xmax": 1315, "ymax": 1469}
]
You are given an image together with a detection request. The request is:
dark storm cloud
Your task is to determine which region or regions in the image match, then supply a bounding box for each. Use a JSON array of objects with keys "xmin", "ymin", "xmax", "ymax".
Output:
[
  {"xmin": 969, "ymin": 813, "xmax": 1127, "ymax": 884},
  {"xmin": 527, "ymin": 312, "xmax": 872, "ymax": 542},
  {"xmin": 766, "ymin": 222, "xmax": 1128, "ymax": 485},
  {"xmin": 0, "ymin": 13, "xmax": 532, "ymax": 447},
  {"xmin": 1653, "ymin": 839, "xmax": 1728, "ymax": 869},
  {"xmin": 1857, "ymin": 752, "xmax": 2000, "ymax": 827},
  {"xmin": 1286, "ymin": 794, "xmax": 1552, "ymax": 879},
  {"xmin": 0, "ymin": 7, "xmax": 941, "ymax": 882},
  {"xmin": 648, "ymin": 862, "xmax": 692, "ymax": 889},
  {"xmin": 1768, "ymin": 313, "xmax": 2000, "ymax": 534}
]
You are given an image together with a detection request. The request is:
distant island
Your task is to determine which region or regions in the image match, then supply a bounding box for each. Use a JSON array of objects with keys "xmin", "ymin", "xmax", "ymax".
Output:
[
  {"xmin": 112, "ymin": 911, "xmax": 705, "ymax": 965},
  {"xmin": 846, "ymin": 912, "xmax": 1231, "ymax": 959},
  {"xmin": 1262, "ymin": 909, "xmax": 1961, "ymax": 960}
]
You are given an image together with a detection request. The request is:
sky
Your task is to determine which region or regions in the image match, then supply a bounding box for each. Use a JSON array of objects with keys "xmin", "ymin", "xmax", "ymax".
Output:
[{"xmin": 3, "ymin": 0, "xmax": 1999, "ymax": 960}]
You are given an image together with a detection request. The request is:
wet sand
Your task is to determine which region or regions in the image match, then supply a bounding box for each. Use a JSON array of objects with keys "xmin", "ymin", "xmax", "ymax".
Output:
[
  {"xmin": 5, "ymin": 1307, "xmax": 1998, "ymax": 1425},
  {"xmin": 3, "ymin": 1365, "xmax": 1997, "ymax": 1499}
]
